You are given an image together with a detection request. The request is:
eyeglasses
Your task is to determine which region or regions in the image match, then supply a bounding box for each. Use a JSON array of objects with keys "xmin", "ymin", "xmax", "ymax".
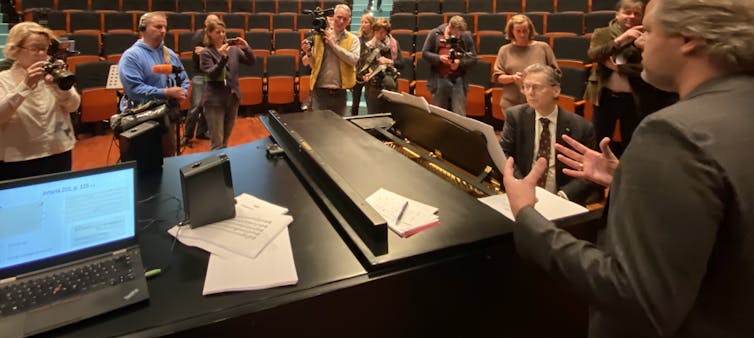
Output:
[
  {"xmin": 521, "ymin": 83, "xmax": 553, "ymax": 92},
  {"xmin": 19, "ymin": 45, "xmax": 49, "ymax": 53}
]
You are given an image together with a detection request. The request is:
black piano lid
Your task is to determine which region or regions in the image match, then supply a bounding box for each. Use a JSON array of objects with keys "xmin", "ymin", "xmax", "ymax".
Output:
[{"xmin": 261, "ymin": 110, "xmax": 514, "ymax": 271}]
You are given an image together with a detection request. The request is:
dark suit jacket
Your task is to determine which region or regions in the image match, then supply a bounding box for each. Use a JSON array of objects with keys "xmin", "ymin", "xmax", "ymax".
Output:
[
  {"xmin": 199, "ymin": 45, "xmax": 255, "ymax": 106},
  {"xmin": 500, "ymin": 103, "xmax": 596, "ymax": 204},
  {"xmin": 514, "ymin": 75, "xmax": 754, "ymax": 337}
]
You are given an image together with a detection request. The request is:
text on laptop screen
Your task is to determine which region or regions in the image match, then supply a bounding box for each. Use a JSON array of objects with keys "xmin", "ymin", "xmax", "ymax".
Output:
[{"xmin": 0, "ymin": 167, "xmax": 136, "ymax": 270}]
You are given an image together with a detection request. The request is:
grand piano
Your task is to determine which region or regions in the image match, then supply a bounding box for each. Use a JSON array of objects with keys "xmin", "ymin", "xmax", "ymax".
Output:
[{"xmin": 49, "ymin": 94, "xmax": 602, "ymax": 337}]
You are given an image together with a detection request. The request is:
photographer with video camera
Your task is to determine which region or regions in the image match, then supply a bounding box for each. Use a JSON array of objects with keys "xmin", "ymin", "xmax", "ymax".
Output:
[
  {"xmin": 360, "ymin": 18, "xmax": 404, "ymax": 114},
  {"xmin": 421, "ymin": 16, "xmax": 476, "ymax": 116},
  {"xmin": 300, "ymin": 4, "xmax": 360, "ymax": 116},
  {"xmin": 118, "ymin": 12, "xmax": 189, "ymax": 157},
  {"xmin": 0, "ymin": 22, "xmax": 81, "ymax": 181}
]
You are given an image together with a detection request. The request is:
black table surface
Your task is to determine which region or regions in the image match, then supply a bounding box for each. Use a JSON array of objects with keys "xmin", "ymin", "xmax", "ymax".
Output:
[
  {"xmin": 42, "ymin": 121, "xmax": 602, "ymax": 337},
  {"xmin": 48, "ymin": 138, "xmax": 367, "ymax": 337}
]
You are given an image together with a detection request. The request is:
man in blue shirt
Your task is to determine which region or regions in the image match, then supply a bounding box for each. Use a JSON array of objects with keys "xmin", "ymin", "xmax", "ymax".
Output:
[{"xmin": 119, "ymin": 11, "xmax": 189, "ymax": 156}]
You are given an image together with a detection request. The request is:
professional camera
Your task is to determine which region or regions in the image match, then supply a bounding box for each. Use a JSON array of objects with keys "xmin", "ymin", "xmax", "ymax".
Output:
[
  {"xmin": 443, "ymin": 36, "xmax": 472, "ymax": 62},
  {"xmin": 302, "ymin": 6, "xmax": 334, "ymax": 34},
  {"xmin": 45, "ymin": 38, "xmax": 78, "ymax": 90},
  {"xmin": 43, "ymin": 59, "xmax": 76, "ymax": 90},
  {"xmin": 356, "ymin": 43, "xmax": 398, "ymax": 90}
]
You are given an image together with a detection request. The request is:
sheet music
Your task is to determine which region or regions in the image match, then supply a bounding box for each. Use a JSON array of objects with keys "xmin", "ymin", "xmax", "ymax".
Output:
[
  {"xmin": 479, "ymin": 187, "xmax": 589, "ymax": 221},
  {"xmin": 168, "ymin": 193, "xmax": 293, "ymax": 259},
  {"xmin": 167, "ymin": 193, "xmax": 298, "ymax": 295},
  {"xmin": 106, "ymin": 65, "xmax": 123, "ymax": 89}
]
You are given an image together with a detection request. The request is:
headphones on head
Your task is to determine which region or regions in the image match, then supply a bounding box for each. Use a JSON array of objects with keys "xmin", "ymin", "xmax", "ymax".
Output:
[{"xmin": 138, "ymin": 12, "xmax": 151, "ymax": 32}]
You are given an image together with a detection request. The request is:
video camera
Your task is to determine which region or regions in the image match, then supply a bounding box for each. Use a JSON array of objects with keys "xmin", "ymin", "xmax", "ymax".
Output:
[
  {"xmin": 357, "ymin": 42, "xmax": 398, "ymax": 90},
  {"xmin": 441, "ymin": 36, "xmax": 472, "ymax": 62},
  {"xmin": 45, "ymin": 38, "xmax": 78, "ymax": 90},
  {"xmin": 302, "ymin": 6, "xmax": 334, "ymax": 34}
]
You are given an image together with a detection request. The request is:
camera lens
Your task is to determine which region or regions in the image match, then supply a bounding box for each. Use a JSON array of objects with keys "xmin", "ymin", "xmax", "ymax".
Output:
[
  {"xmin": 54, "ymin": 71, "xmax": 76, "ymax": 90},
  {"xmin": 312, "ymin": 17, "xmax": 327, "ymax": 32}
]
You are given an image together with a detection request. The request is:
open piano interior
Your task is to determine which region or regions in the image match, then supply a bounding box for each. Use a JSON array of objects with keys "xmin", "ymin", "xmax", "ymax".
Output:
[{"xmin": 347, "ymin": 90, "xmax": 504, "ymax": 198}]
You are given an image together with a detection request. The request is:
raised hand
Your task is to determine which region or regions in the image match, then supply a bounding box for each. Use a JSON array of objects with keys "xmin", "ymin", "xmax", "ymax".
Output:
[
  {"xmin": 503, "ymin": 157, "xmax": 547, "ymax": 218},
  {"xmin": 555, "ymin": 135, "xmax": 619, "ymax": 188}
]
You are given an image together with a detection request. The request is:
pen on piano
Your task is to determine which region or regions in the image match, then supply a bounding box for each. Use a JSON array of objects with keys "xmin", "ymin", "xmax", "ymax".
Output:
[{"xmin": 396, "ymin": 201, "xmax": 408, "ymax": 224}]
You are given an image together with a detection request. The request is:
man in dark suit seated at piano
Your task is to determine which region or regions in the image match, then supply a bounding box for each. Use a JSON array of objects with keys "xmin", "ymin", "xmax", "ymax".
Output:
[{"xmin": 500, "ymin": 63, "xmax": 598, "ymax": 204}]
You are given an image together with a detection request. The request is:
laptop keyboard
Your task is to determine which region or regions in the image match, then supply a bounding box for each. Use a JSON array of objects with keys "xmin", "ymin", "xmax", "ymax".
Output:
[{"xmin": 0, "ymin": 251, "xmax": 139, "ymax": 317}]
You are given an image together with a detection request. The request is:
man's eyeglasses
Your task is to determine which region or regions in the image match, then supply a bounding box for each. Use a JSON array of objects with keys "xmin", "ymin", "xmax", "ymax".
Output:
[
  {"xmin": 521, "ymin": 83, "xmax": 553, "ymax": 92},
  {"xmin": 19, "ymin": 45, "xmax": 49, "ymax": 53}
]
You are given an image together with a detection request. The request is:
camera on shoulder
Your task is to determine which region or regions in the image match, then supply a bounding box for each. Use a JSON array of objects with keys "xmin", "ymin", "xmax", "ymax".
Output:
[{"xmin": 302, "ymin": 6, "xmax": 335, "ymax": 34}]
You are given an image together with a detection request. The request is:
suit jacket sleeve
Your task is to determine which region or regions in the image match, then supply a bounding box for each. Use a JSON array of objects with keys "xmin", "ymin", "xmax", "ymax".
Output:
[
  {"xmin": 500, "ymin": 107, "xmax": 524, "ymax": 179},
  {"xmin": 558, "ymin": 116, "xmax": 597, "ymax": 202},
  {"xmin": 513, "ymin": 115, "xmax": 724, "ymax": 334}
]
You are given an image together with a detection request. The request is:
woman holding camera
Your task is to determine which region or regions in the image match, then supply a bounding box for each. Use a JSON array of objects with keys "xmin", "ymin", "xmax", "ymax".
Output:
[
  {"xmin": 199, "ymin": 19, "xmax": 255, "ymax": 150},
  {"xmin": 0, "ymin": 22, "xmax": 81, "ymax": 181},
  {"xmin": 492, "ymin": 14, "xmax": 560, "ymax": 112},
  {"xmin": 363, "ymin": 18, "xmax": 404, "ymax": 114},
  {"xmin": 351, "ymin": 12, "xmax": 376, "ymax": 116}
]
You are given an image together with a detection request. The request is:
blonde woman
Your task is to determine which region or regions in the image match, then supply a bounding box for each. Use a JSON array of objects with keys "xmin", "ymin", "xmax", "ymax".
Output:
[
  {"xmin": 199, "ymin": 19, "xmax": 255, "ymax": 150},
  {"xmin": 351, "ymin": 12, "xmax": 376, "ymax": 116},
  {"xmin": 492, "ymin": 14, "xmax": 560, "ymax": 111},
  {"xmin": 0, "ymin": 22, "xmax": 80, "ymax": 180}
]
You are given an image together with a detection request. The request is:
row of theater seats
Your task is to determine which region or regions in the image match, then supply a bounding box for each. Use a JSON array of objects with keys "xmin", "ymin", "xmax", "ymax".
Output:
[
  {"xmin": 74, "ymin": 53, "xmax": 307, "ymax": 124},
  {"xmin": 390, "ymin": 0, "xmax": 618, "ymax": 14},
  {"xmin": 390, "ymin": 10, "xmax": 615, "ymax": 36},
  {"xmin": 17, "ymin": 0, "xmax": 343, "ymax": 14},
  {"xmin": 18, "ymin": 0, "xmax": 619, "ymax": 15},
  {"xmin": 393, "ymin": 53, "xmax": 592, "ymax": 125},
  {"xmin": 31, "ymin": 9, "xmax": 615, "ymax": 41},
  {"xmin": 27, "ymin": 10, "xmax": 317, "ymax": 34},
  {"xmin": 60, "ymin": 29, "xmax": 308, "ymax": 69}
]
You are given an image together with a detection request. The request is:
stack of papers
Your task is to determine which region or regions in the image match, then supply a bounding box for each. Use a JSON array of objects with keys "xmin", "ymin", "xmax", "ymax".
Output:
[
  {"xmin": 167, "ymin": 193, "xmax": 298, "ymax": 295},
  {"xmin": 478, "ymin": 187, "xmax": 589, "ymax": 221},
  {"xmin": 366, "ymin": 188, "xmax": 440, "ymax": 238}
]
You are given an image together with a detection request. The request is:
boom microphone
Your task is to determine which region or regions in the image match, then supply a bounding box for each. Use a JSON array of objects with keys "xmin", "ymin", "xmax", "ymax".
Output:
[{"xmin": 152, "ymin": 64, "xmax": 183, "ymax": 74}]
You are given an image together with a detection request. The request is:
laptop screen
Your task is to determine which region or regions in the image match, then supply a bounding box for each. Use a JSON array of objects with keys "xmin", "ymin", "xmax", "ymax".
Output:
[{"xmin": 0, "ymin": 164, "xmax": 136, "ymax": 270}]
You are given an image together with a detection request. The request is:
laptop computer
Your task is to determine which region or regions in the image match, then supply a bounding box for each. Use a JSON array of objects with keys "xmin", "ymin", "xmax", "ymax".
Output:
[{"xmin": 0, "ymin": 162, "xmax": 149, "ymax": 337}]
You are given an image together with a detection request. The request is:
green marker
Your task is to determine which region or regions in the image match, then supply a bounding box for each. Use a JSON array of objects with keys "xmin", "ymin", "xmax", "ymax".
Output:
[{"xmin": 144, "ymin": 268, "xmax": 162, "ymax": 278}]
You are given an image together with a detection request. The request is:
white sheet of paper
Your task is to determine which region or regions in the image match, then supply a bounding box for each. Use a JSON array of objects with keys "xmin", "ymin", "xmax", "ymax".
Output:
[
  {"xmin": 366, "ymin": 188, "xmax": 439, "ymax": 237},
  {"xmin": 479, "ymin": 187, "xmax": 589, "ymax": 221},
  {"xmin": 202, "ymin": 228, "xmax": 298, "ymax": 295},
  {"xmin": 168, "ymin": 193, "xmax": 293, "ymax": 259}
]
